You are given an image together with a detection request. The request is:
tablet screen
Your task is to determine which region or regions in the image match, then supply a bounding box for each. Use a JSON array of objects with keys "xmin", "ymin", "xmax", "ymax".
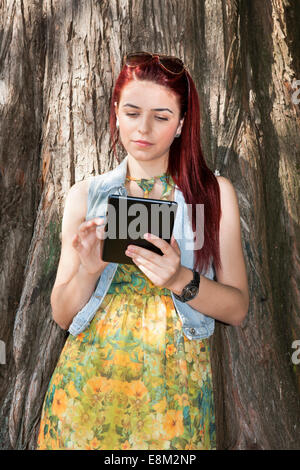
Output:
[{"xmin": 101, "ymin": 194, "xmax": 178, "ymax": 265}]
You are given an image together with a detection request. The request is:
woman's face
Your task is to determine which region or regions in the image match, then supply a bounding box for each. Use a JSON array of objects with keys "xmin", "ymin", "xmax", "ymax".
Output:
[{"xmin": 115, "ymin": 80, "xmax": 184, "ymax": 168}]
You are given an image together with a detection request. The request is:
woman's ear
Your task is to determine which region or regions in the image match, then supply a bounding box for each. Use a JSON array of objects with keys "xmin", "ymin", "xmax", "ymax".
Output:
[
  {"xmin": 114, "ymin": 101, "xmax": 119, "ymax": 120},
  {"xmin": 176, "ymin": 117, "xmax": 184, "ymax": 134}
]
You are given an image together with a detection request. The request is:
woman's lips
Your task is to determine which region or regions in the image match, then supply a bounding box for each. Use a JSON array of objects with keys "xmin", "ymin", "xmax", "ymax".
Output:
[{"xmin": 133, "ymin": 140, "xmax": 153, "ymax": 147}]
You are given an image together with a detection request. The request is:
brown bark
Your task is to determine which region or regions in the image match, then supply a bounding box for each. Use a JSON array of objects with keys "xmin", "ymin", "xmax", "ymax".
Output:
[{"xmin": 0, "ymin": 0, "xmax": 299, "ymax": 450}]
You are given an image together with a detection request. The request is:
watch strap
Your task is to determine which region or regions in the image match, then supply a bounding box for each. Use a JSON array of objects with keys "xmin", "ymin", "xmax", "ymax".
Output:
[{"xmin": 173, "ymin": 269, "xmax": 200, "ymax": 302}]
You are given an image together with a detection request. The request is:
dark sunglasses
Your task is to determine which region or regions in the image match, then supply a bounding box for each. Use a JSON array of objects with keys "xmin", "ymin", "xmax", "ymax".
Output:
[{"xmin": 124, "ymin": 51, "xmax": 187, "ymax": 75}]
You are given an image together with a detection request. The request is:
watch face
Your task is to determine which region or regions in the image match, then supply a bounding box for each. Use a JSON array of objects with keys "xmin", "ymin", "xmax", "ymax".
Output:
[{"xmin": 185, "ymin": 285, "xmax": 198, "ymax": 298}]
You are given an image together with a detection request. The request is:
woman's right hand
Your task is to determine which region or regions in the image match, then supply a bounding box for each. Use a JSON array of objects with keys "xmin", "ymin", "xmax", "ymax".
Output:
[{"xmin": 71, "ymin": 217, "xmax": 109, "ymax": 275}]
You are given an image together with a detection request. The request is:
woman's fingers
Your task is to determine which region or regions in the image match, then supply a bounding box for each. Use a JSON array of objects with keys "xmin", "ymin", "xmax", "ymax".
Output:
[
  {"xmin": 96, "ymin": 224, "xmax": 106, "ymax": 240},
  {"xmin": 72, "ymin": 218, "xmax": 107, "ymax": 249},
  {"xmin": 72, "ymin": 233, "xmax": 83, "ymax": 251},
  {"xmin": 77, "ymin": 218, "xmax": 105, "ymax": 236}
]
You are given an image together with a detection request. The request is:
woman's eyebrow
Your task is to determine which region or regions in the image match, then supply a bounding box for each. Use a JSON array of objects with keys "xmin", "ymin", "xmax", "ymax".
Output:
[{"xmin": 122, "ymin": 103, "xmax": 173, "ymax": 114}]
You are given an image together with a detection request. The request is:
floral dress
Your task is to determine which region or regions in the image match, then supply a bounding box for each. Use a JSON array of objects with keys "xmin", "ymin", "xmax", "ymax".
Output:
[{"xmin": 36, "ymin": 172, "xmax": 216, "ymax": 451}]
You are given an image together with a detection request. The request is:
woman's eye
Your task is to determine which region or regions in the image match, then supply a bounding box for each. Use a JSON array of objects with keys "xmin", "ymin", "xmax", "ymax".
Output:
[{"xmin": 125, "ymin": 113, "xmax": 168, "ymax": 121}]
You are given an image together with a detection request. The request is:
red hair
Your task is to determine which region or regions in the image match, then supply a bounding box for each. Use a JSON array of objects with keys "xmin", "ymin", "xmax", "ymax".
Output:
[{"xmin": 109, "ymin": 58, "xmax": 221, "ymax": 275}]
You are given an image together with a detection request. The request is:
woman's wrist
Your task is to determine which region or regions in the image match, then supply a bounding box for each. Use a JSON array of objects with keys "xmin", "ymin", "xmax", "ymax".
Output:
[
  {"xmin": 167, "ymin": 266, "xmax": 194, "ymax": 296},
  {"xmin": 78, "ymin": 263, "xmax": 103, "ymax": 279}
]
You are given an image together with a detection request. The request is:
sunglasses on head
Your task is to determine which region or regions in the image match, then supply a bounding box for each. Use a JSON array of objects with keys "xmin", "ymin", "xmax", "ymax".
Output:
[{"xmin": 124, "ymin": 51, "xmax": 187, "ymax": 75}]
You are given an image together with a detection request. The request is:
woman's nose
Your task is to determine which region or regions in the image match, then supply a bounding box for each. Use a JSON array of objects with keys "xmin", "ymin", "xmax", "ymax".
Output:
[{"xmin": 138, "ymin": 115, "xmax": 151, "ymax": 134}]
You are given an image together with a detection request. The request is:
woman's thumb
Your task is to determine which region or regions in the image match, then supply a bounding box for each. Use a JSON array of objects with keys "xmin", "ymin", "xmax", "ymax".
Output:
[{"xmin": 171, "ymin": 235, "xmax": 180, "ymax": 254}]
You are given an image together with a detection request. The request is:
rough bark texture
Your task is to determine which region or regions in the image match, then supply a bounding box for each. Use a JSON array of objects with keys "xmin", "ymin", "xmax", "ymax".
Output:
[{"xmin": 0, "ymin": 0, "xmax": 299, "ymax": 450}]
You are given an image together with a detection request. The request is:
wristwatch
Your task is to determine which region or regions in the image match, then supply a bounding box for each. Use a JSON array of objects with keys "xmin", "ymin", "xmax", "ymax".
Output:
[{"xmin": 173, "ymin": 269, "xmax": 200, "ymax": 302}]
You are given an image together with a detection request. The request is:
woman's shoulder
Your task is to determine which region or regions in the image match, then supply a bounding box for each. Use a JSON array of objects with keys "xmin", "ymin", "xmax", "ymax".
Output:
[
  {"xmin": 215, "ymin": 175, "xmax": 236, "ymax": 198},
  {"xmin": 215, "ymin": 174, "xmax": 231, "ymax": 186},
  {"xmin": 69, "ymin": 177, "xmax": 91, "ymax": 198},
  {"xmin": 70, "ymin": 175, "xmax": 101, "ymax": 196},
  {"xmin": 69, "ymin": 170, "xmax": 117, "ymax": 204},
  {"xmin": 214, "ymin": 175, "xmax": 240, "ymax": 224},
  {"xmin": 66, "ymin": 176, "xmax": 96, "ymax": 219}
]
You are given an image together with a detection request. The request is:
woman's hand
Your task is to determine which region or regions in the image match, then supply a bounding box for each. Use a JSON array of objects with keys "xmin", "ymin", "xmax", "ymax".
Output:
[
  {"xmin": 71, "ymin": 217, "xmax": 110, "ymax": 275},
  {"xmin": 125, "ymin": 233, "xmax": 183, "ymax": 290}
]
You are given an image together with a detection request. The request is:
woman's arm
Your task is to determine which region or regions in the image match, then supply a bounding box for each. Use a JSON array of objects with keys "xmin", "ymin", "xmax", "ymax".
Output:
[
  {"xmin": 170, "ymin": 176, "xmax": 249, "ymax": 326},
  {"xmin": 50, "ymin": 181, "xmax": 104, "ymax": 330}
]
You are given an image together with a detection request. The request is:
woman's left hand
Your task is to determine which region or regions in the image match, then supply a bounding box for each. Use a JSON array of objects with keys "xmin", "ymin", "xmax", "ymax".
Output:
[{"xmin": 125, "ymin": 233, "xmax": 182, "ymax": 290}]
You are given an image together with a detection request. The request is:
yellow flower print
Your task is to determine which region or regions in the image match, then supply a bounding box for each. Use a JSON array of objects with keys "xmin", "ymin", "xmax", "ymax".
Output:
[
  {"xmin": 152, "ymin": 396, "xmax": 167, "ymax": 413},
  {"xmin": 52, "ymin": 374, "xmax": 63, "ymax": 386},
  {"xmin": 178, "ymin": 359, "xmax": 188, "ymax": 376},
  {"xmin": 127, "ymin": 380, "xmax": 149, "ymax": 401},
  {"xmin": 65, "ymin": 360, "xmax": 74, "ymax": 368},
  {"xmin": 121, "ymin": 440, "xmax": 131, "ymax": 450},
  {"xmin": 67, "ymin": 344, "xmax": 81, "ymax": 362},
  {"xmin": 185, "ymin": 352, "xmax": 193, "ymax": 363},
  {"xmin": 173, "ymin": 393, "xmax": 189, "ymax": 407},
  {"xmin": 113, "ymin": 350, "xmax": 132, "ymax": 368},
  {"xmin": 148, "ymin": 374, "xmax": 163, "ymax": 388},
  {"xmin": 143, "ymin": 323, "xmax": 165, "ymax": 346},
  {"xmin": 95, "ymin": 318, "xmax": 111, "ymax": 338},
  {"xmin": 185, "ymin": 439, "xmax": 197, "ymax": 450},
  {"xmin": 183, "ymin": 337, "xmax": 192, "ymax": 352},
  {"xmin": 87, "ymin": 376, "xmax": 111, "ymax": 394},
  {"xmin": 162, "ymin": 410, "xmax": 184, "ymax": 440},
  {"xmin": 76, "ymin": 332, "xmax": 85, "ymax": 342},
  {"xmin": 155, "ymin": 439, "xmax": 171, "ymax": 450},
  {"xmin": 52, "ymin": 389, "xmax": 68, "ymax": 417},
  {"xmin": 120, "ymin": 414, "xmax": 131, "ymax": 432},
  {"xmin": 166, "ymin": 344, "xmax": 176, "ymax": 358},
  {"xmin": 150, "ymin": 413, "xmax": 164, "ymax": 440},
  {"xmin": 51, "ymin": 438, "xmax": 59, "ymax": 449},
  {"xmin": 66, "ymin": 381, "xmax": 79, "ymax": 399},
  {"xmin": 184, "ymin": 338, "xmax": 209, "ymax": 363},
  {"xmin": 190, "ymin": 361, "xmax": 208, "ymax": 386},
  {"xmin": 129, "ymin": 434, "xmax": 149, "ymax": 450},
  {"xmin": 133, "ymin": 317, "xmax": 142, "ymax": 330},
  {"xmin": 111, "ymin": 379, "xmax": 130, "ymax": 395},
  {"xmin": 89, "ymin": 437, "xmax": 100, "ymax": 449}
]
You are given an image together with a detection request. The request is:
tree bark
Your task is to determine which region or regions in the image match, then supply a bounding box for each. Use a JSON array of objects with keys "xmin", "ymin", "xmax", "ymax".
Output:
[{"xmin": 0, "ymin": 0, "xmax": 299, "ymax": 450}]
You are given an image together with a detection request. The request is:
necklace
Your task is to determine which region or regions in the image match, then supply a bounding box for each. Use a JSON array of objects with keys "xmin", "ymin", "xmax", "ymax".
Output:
[{"xmin": 125, "ymin": 172, "xmax": 175, "ymax": 198}]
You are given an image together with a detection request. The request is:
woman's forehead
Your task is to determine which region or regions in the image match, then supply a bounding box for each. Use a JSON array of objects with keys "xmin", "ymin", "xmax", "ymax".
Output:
[{"xmin": 119, "ymin": 80, "xmax": 180, "ymax": 108}]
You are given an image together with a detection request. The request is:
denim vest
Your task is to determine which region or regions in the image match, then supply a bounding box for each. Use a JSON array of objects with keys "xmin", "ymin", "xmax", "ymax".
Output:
[{"xmin": 68, "ymin": 156, "xmax": 216, "ymax": 340}]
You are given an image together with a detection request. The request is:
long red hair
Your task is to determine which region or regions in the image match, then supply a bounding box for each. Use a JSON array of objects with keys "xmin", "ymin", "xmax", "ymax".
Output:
[{"xmin": 109, "ymin": 57, "xmax": 221, "ymax": 276}]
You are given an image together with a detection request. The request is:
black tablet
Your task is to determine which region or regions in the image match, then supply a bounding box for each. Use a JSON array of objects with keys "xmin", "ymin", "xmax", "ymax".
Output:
[{"xmin": 101, "ymin": 194, "xmax": 178, "ymax": 265}]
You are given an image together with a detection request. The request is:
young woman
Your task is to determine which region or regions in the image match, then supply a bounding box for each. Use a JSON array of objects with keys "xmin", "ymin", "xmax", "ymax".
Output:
[{"xmin": 36, "ymin": 52, "xmax": 249, "ymax": 450}]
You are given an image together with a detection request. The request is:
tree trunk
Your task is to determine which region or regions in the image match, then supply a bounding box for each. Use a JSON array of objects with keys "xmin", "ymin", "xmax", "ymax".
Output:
[{"xmin": 0, "ymin": 0, "xmax": 299, "ymax": 450}]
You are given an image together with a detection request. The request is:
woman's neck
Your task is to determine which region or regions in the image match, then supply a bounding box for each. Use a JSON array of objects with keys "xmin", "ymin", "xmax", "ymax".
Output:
[{"xmin": 126, "ymin": 155, "xmax": 169, "ymax": 179}]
